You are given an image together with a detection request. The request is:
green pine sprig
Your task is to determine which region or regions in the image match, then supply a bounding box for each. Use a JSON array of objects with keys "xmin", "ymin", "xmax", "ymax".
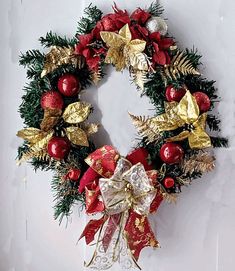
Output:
[
  {"xmin": 148, "ymin": 1, "xmax": 164, "ymax": 17},
  {"xmin": 39, "ymin": 31, "xmax": 77, "ymax": 48},
  {"xmin": 76, "ymin": 4, "xmax": 103, "ymax": 35}
]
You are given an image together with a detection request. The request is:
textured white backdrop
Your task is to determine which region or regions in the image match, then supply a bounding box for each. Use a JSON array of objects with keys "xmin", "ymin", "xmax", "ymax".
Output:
[{"xmin": 1, "ymin": 0, "xmax": 235, "ymax": 270}]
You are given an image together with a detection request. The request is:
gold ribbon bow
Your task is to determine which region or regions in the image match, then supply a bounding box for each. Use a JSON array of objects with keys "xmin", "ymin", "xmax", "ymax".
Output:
[
  {"xmin": 132, "ymin": 90, "xmax": 211, "ymax": 149},
  {"xmin": 99, "ymin": 158, "xmax": 157, "ymax": 216}
]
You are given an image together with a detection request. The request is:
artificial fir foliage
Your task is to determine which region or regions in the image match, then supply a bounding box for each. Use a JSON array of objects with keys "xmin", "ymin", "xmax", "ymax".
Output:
[
  {"xmin": 18, "ymin": 2, "xmax": 228, "ymax": 220},
  {"xmin": 17, "ymin": 4, "xmax": 228, "ymax": 265},
  {"xmin": 76, "ymin": 4, "xmax": 103, "ymax": 35}
]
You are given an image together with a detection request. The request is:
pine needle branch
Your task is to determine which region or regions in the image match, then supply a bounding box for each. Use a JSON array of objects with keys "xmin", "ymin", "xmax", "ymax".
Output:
[
  {"xmin": 39, "ymin": 31, "xmax": 77, "ymax": 48},
  {"xmin": 207, "ymin": 114, "xmax": 220, "ymax": 131},
  {"xmin": 19, "ymin": 50, "xmax": 44, "ymax": 67},
  {"xmin": 76, "ymin": 4, "xmax": 103, "ymax": 35},
  {"xmin": 184, "ymin": 48, "xmax": 202, "ymax": 68},
  {"xmin": 211, "ymin": 137, "xmax": 228, "ymax": 148},
  {"xmin": 148, "ymin": 1, "xmax": 164, "ymax": 16}
]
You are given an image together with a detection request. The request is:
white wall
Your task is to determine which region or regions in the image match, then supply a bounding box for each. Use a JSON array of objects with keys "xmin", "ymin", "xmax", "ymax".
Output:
[{"xmin": 1, "ymin": 0, "xmax": 235, "ymax": 270}]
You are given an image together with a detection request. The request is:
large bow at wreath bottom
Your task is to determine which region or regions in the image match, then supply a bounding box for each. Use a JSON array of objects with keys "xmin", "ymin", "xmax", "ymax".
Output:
[{"xmin": 79, "ymin": 146, "xmax": 164, "ymax": 269}]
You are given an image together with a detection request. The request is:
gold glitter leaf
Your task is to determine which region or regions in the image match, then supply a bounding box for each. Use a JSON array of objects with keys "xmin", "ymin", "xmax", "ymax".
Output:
[
  {"xmin": 83, "ymin": 123, "xmax": 99, "ymax": 136},
  {"xmin": 41, "ymin": 46, "xmax": 85, "ymax": 77},
  {"xmin": 40, "ymin": 108, "xmax": 62, "ymax": 132},
  {"xmin": 30, "ymin": 131, "xmax": 54, "ymax": 153},
  {"xmin": 180, "ymin": 151, "xmax": 215, "ymax": 175},
  {"xmin": 91, "ymin": 67, "xmax": 102, "ymax": 85},
  {"xmin": 100, "ymin": 32, "xmax": 127, "ymax": 48},
  {"xmin": 162, "ymin": 192, "xmax": 177, "ymax": 204},
  {"xmin": 128, "ymin": 39, "xmax": 146, "ymax": 53},
  {"xmin": 65, "ymin": 126, "xmax": 89, "ymax": 146},
  {"xmin": 129, "ymin": 113, "xmax": 161, "ymax": 144},
  {"xmin": 162, "ymin": 50, "xmax": 200, "ymax": 81},
  {"xmin": 129, "ymin": 52, "xmax": 148, "ymax": 71},
  {"xmin": 62, "ymin": 102, "xmax": 91, "ymax": 124},
  {"xmin": 17, "ymin": 149, "xmax": 50, "ymax": 165},
  {"xmin": 17, "ymin": 128, "xmax": 47, "ymax": 144},
  {"xmin": 132, "ymin": 70, "xmax": 147, "ymax": 90}
]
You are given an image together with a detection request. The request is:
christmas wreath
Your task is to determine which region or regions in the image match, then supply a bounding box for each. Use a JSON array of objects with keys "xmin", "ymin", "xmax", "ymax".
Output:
[{"xmin": 17, "ymin": 2, "xmax": 228, "ymax": 270}]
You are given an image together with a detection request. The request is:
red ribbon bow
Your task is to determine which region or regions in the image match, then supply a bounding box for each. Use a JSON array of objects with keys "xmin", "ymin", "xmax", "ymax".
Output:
[{"xmin": 79, "ymin": 146, "xmax": 164, "ymax": 264}]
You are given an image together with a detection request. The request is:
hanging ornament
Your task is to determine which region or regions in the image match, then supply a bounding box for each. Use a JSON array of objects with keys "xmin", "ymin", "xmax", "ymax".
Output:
[
  {"xmin": 58, "ymin": 74, "xmax": 81, "ymax": 97},
  {"xmin": 193, "ymin": 91, "xmax": 211, "ymax": 112},
  {"xmin": 160, "ymin": 142, "xmax": 184, "ymax": 164},
  {"xmin": 40, "ymin": 91, "xmax": 64, "ymax": 110},
  {"xmin": 67, "ymin": 168, "xmax": 81, "ymax": 181},
  {"xmin": 163, "ymin": 177, "xmax": 175, "ymax": 188},
  {"xmin": 145, "ymin": 16, "xmax": 168, "ymax": 36},
  {"xmin": 47, "ymin": 136, "xmax": 71, "ymax": 160},
  {"xmin": 165, "ymin": 85, "xmax": 186, "ymax": 102}
]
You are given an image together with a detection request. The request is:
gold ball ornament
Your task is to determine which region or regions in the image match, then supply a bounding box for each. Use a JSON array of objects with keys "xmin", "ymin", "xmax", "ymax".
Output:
[{"xmin": 145, "ymin": 16, "xmax": 168, "ymax": 36}]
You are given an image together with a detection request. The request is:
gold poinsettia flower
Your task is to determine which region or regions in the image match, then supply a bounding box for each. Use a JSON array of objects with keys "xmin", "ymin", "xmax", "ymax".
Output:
[{"xmin": 100, "ymin": 24, "xmax": 148, "ymax": 71}]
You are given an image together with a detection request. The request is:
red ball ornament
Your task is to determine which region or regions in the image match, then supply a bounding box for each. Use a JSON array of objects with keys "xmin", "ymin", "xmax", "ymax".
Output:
[
  {"xmin": 57, "ymin": 74, "xmax": 81, "ymax": 97},
  {"xmin": 40, "ymin": 91, "xmax": 64, "ymax": 110},
  {"xmin": 47, "ymin": 137, "xmax": 71, "ymax": 160},
  {"xmin": 193, "ymin": 91, "xmax": 211, "ymax": 112},
  {"xmin": 68, "ymin": 168, "xmax": 81, "ymax": 181},
  {"xmin": 163, "ymin": 177, "xmax": 175, "ymax": 188},
  {"xmin": 160, "ymin": 142, "xmax": 184, "ymax": 164},
  {"xmin": 165, "ymin": 85, "xmax": 186, "ymax": 102}
]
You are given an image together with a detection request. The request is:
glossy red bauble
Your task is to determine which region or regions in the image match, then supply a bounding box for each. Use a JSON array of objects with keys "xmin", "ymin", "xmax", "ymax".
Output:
[
  {"xmin": 193, "ymin": 91, "xmax": 211, "ymax": 112},
  {"xmin": 40, "ymin": 91, "xmax": 64, "ymax": 110},
  {"xmin": 165, "ymin": 85, "xmax": 186, "ymax": 102},
  {"xmin": 163, "ymin": 177, "xmax": 175, "ymax": 189},
  {"xmin": 57, "ymin": 74, "xmax": 81, "ymax": 97},
  {"xmin": 160, "ymin": 142, "xmax": 184, "ymax": 164},
  {"xmin": 68, "ymin": 168, "xmax": 81, "ymax": 181},
  {"xmin": 47, "ymin": 137, "xmax": 71, "ymax": 160}
]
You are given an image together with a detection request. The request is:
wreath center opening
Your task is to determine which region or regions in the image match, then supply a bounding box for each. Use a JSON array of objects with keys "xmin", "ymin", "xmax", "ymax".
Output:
[{"xmin": 83, "ymin": 67, "xmax": 154, "ymax": 154}]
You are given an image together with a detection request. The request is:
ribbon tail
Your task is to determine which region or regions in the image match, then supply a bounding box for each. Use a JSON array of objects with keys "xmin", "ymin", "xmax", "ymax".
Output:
[
  {"xmin": 102, "ymin": 214, "xmax": 121, "ymax": 252},
  {"xmin": 85, "ymin": 220, "xmax": 106, "ymax": 268},
  {"xmin": 166, "ymin": 130, "xmax": 190, "ymax": 142},
  {"xmin": 188, "ymin": 128, "xmax": 211, "ymax": 149},
  {"xmin": 79, "ymin": 215, "xmax": 107, "ymax": 245},
  {"xmin": 124, "ymin": 210, "xmax": 160, "ymax": 261}
]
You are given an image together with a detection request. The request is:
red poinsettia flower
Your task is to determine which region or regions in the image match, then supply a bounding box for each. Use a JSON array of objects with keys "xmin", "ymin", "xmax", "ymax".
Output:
[
  {"xmin": 150, "ymin": 32, "xmax": 175, "ymax": 66},
  {"xmin": 92, "ymin": 3, "xmax": 130, "ymax": 39},
  {"xmin": 130, "ymin": 24, "xmax": 149, "ymax": 40},
  {"xmin": 130, "ymin": 8, "xmax": 151, "ymax": 25},
  {"xmin": 74, "ymin": 33, "xmax": 105, "ymax": 71}
]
